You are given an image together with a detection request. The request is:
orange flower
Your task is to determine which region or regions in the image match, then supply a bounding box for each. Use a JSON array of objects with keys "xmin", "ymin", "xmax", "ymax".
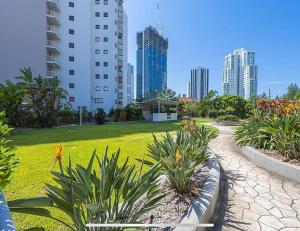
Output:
[
  {"xmin": 175, "ymin": 150, "xmax": 182, "ymax": 164},
  {"xmin": 53, "ymin": 144, "xmax": 64, "ymax": 162}
]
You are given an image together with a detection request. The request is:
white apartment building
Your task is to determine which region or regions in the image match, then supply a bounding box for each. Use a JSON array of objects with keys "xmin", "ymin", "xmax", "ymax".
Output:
[
  {"xmin": 188, "ymin": 67, "xmax": 209, "ymax": 100},
  {"xmin": 222, "ymin": 48, "xmax": 258, "ymax": 100},
  {"xmin": 127, "ymin": 63, "xmax": 134, "ymax": 104},
  {"xmin": 0, "ymin": 0, "xmax": 128, "ymax": 112}
]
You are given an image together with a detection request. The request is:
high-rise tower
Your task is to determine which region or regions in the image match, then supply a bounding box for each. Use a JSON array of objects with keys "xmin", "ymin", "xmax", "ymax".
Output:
[
  {"xmin": 136, "ymin": 5, "xmax": 168, "ymax": 100},
  {"xmin": 188, "ymin": 67, "xmax": 209, "ymax": 100},
  {"xmin": 0, "ymin": 0, "xmax": 128, "ymax": 112},
  {"xmin": 222, "ymin": 48, "xmax": 258, "ymax": 99}
]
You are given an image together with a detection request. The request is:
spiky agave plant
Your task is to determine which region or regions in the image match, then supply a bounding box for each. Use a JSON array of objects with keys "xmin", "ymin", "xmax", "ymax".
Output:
[{"xmin": 9, "ymin": 148, "xmax": 164, "ymax": 230}]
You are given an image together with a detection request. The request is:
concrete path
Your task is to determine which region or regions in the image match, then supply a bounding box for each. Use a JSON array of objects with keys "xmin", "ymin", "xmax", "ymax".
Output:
[{"xmin": 209, "ymin": 125, "xmax": 300, "ymax": 231}]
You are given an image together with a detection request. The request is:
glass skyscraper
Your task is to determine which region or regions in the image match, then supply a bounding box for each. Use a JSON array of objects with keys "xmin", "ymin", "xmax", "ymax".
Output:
[{"xmin": 136, "ymin": 26, "xmax": 168, "ymax": 100}]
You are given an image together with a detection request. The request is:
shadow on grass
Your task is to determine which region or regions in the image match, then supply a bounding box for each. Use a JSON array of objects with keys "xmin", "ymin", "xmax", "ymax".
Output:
[{"xmin": 11, "ymin": 121, "xmax": 180, "ymax": 146}]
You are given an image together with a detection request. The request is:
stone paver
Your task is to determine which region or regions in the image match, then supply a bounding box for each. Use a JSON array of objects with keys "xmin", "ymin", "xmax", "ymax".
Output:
[{"xmin": 209, "ymin": 125, "xmax": 300, "ymax": 230}]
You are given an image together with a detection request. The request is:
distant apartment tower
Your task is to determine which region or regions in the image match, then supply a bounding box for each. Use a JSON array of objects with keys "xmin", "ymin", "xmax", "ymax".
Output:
[
  {"xmin": 136, "ymin": 26, "xmax": 168, "ymax": 100},
  {"xmin": 127, "ymin": 63, "xmax": 134, "ymax": 104},
  {"xmin": 0, "ymin": 0, "xmax": 128, "ymax": 112},
  {"xmin": 188, "ymin": 67, "xmax": 209, "ymax": 100},
  {"xmin": 222, "ymin": 48, "xmax": 258, "ymax": 99}
]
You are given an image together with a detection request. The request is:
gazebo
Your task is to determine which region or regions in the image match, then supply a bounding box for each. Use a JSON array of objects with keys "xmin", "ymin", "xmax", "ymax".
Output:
[{"xmin": 141, "ymin": 98, "xmax": 179, "ymax": 122}]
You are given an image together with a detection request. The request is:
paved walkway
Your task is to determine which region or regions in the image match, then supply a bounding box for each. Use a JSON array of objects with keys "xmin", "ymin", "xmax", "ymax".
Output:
[{"xmin": 209, "ymin": 125, "xmax": 300, "ymax": 231}]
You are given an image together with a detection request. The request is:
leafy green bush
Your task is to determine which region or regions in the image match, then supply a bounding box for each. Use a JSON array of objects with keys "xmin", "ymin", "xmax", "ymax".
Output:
[
  {"xmin": 119, "ymin": 109, "xmax": 127, "ymax": 121},
  {"xmin": 235, "ymin": 101, "xmax": 300, "ymax": 160},
  {"xmin": 9, "ymin": 148, "xmax": 164, "ymax": 230},
  {"xmin": 0, "ymin": 111, "xmax": 18, "ymax": 191},
  {"xmin": 216, "ymin": 115, "xmax": 239, "ymax": 122},
  {"xmin": 112, "ymin": 108, "xmax": 121, "ymax": 122},
  {"xmin": 146, "ymin": 126, "xmax": 216, "ymax": 193},
  {"xmin": 95, "ymin": 108, "xmax": 105, "ymax": 125},
  {"xmin": 208, "ymin": 109, "xmax": 218, "ymax": 118}
]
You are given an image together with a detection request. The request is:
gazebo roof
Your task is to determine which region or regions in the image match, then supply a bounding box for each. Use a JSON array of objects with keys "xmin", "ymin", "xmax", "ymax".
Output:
[{"xmin": 141, "ymin": 98, "xmax": 179, "ymax": 106}]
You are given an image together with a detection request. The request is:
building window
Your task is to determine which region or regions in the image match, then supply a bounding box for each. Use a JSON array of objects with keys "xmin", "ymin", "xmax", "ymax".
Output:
[
  {"xmin": 103, "ymin": 12, "xmax": 108, "ymax": 17},
  {"xmin": 103, "ymin": 86, "xmax": 108, "ymax": 91},
  {"xmin": 103, "ymin": 50, "xmax": 108, "ymax": 54},
  {"xmin": 69, "ymin": 15, "xmax": 74, "ymax": 21},
  {"xmin": 69, "ymin": 56, "xmax": 74, "ymax": 62},
  {"xmin": 95, "ymin": 25, "xmax": 100, "ymax": 29},
  {"xmin": 69, "ymin": 83, "xmax": 75, "ymax": 88},
  {"xmin": 69, "ymin": 43, "xmax": 74, "ymax": 48},
  {"xmin": 69, "ymin": 97, "xmax": 75, "ymax": 102},
  {"xmin": 95, "ymin": 37, "xmax": 100, "ymax": 42},
  {"xmin": 69, "ymin": 70, "xmax": 75, "ymax": 75},
  {"xmin": 104, "ymin": 62, "xmax": 108, "ymax": 67},
  {"xmin": 95, "ymin": 0, "xmax": 100, "ymax": 4},
  {"xmin": 95, "ymin": 62, "xmax": 100, "ymax": 66},
  {"xmin": 95, "ymin": 12, "xmax": 100, "ymax": 17},
  {"xmin": 95, "ymin": 74, "xmax": 100, "ymax": 79},
  {"xmin": 95, "ymin": 49, "xmax": 100, "ymax": 54},
  {"xmin": 95, "ymin": 98, "xmax": 103, "ymax": 103},
  {"xmin": 69, "ymin": 29, "xmax": 74, "ymax": 35},
  {"xmin": 103, "ymin": 25, "xmax": 108, "ymax": 30},
  {"xmin": 103, "ymin": 74, "xmax": 108, "ymax": 79},
  {"xmin": 95, "ymin": 86, "xmax": 101, "ymax": 91},
  {"xmin": 69, "ymin": 2, "xmax": 74, "ymax": 7},
  {"xmin": 104, "ymin": 0, "xmax": 108, "ymax": 5},
  {"xmin": 103, "ymin": 37, "xmax": 108, "ymax": 42}
]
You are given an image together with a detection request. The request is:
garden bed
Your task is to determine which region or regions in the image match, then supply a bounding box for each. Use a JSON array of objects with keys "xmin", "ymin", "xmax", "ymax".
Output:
[
  {"xmin": 260, "ymin": 149, "xmax": 300, "ymax": 167},
  {"xmin": 241, "ymin": 146, "xmax": 300, "ymax": 183},
  {"xmin": 139, "ymin": 154, "xmax": 220, "ymax": 230}
]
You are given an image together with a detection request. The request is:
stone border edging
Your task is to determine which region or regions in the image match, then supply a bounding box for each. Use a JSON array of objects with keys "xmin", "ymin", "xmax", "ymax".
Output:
[
  {"xmin": 175, "ymin": 153, "xmax": 220, "ymax": 231},
  {"xmin": 241, "ymin": 146, "xmax": 300, "ymax": 184}
]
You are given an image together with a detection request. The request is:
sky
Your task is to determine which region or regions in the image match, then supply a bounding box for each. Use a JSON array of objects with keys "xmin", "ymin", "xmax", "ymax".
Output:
[{"xmin": 124, "ymin": 0, "xmax": 300, "ymax": 97}]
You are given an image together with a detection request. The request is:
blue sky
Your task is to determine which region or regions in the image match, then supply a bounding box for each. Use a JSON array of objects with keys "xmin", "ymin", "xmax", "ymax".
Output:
[{"xmin": 124, "ymin": 0, "xmax": 300, "ymax": 97}]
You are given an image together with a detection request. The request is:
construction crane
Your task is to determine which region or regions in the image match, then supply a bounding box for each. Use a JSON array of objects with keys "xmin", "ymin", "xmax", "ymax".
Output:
[{"xmin": 156, "ymin": 3, "xmax": 163, "ymax": 36}]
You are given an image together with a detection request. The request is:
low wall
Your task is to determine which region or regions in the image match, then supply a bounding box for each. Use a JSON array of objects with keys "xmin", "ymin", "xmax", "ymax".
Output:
[
  {"xmin": 153, "ymin": 113, "xmax": 177, "ymax": 122},
  {"xmin": 175, "ymin": 154, "xmax": 220, "ymax": 231},
  {"xmin": 241, "ymin": 146, "xmax": 300, "ymax": 183}
]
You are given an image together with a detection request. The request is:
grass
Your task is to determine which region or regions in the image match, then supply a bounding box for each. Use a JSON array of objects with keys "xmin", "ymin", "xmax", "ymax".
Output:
[{"xmin": 5, "ymin": 118, "xmax": 212, "ymax": 230}]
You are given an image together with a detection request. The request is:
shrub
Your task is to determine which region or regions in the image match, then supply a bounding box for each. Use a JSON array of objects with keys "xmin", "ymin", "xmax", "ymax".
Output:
[
  {"xmin": 119, "ymin": 109, "xmax": 127, "ymax": 122},
  {"xmin": 9, "ymin": 148, "xmax": 164, "ymax": 230},
  {"xmin": 235, "ymin": 99, "xmax": 300, "ymax": 160},
  {"xmin": 208, "ymin": 109, "xmax": 218, "ymax": 118},
  {"xmin": 112, "ymin": 108, "xmax": 121, "ymax": 122},
  {"xmin": 180, "ymin": 118, "xmax": 198, "ymax": 133},
  {"xmin": 146, "ymin": 126, "xmax": 216, "ymax": 193},
  {"xmin": 216, "ymin": 115, "xmax": 239, "ymax": 122},
  {"xmin": 95, "ymin": 108, "xmax": 105, "ymax": 125},
  {"xmin": 0, "ymin": 111, "xmax": 18, "ymax": 191}
]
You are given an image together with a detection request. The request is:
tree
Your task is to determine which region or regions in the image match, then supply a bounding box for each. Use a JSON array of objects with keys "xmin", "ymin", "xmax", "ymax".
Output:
[
  {"xmin": 95, "ymin": 108, "xmax": 106, "ymax": 125},
  {"xmin": 17, "ymin": 68, "xmax": 68, "ymax": 127},
  {"xmin": 284, "ymin": 83, "xmax": 300, "ymax": 100},
  {"xmin": 157, "ymin": 88, "xmax": 178, "ymax": 101},
  {"xmin": 0, "ymin": 81, "xmax": 25, "ymax": 126}
]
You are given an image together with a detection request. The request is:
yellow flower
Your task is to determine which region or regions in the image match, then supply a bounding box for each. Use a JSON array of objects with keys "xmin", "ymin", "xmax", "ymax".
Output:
[{"xmin": 175, "ymin": 150, "xmax": 182, "ymax": 164}]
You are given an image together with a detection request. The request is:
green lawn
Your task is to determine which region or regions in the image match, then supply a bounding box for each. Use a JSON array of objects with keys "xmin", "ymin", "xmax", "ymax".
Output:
[{"xmin": 5, "ymin": 118, "xmax": 212, "ymax": 230}]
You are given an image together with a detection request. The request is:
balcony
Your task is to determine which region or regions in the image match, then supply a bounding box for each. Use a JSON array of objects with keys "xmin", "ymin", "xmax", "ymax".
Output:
[
  {"xmin": 47, "ymin": 0, "xmax": 60, "ymax": 11},
  {"xmin": 47, "ymin": 25, "xmax": 60, "ymax": 40},
  {"xmin": 47, "ymin": 10, "xmax": 59, "ymax": 26},
  {"xmin": 47, "ymin": 56, "xmax": 60, "ymax": 68},
  {"xmin": 46, "ymin": 71, "xmax": 58, "ymax": 78},
  {"xmin": 46, "ymin": 40, "xmax": 60, "ymax": 54}
]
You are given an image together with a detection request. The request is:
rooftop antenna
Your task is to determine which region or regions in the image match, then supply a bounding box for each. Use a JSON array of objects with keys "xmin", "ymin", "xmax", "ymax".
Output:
[{"xmin": 156, "ymin": 3, "xmax": 163, "ymax": 36}]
